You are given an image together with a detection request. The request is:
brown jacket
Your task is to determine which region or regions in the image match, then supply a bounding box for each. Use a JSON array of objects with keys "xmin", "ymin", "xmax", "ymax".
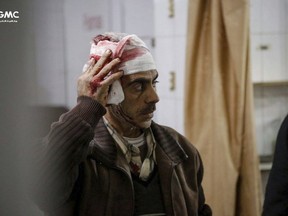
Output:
[{"xmin": 34, "ymin": 97, "xmax": 211, "ymax": 216}]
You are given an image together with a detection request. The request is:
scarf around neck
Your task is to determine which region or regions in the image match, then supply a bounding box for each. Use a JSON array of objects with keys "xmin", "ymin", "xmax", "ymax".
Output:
[{"xmin": 103, "ymin": 117, "xmax": 157, "ymax": 181}]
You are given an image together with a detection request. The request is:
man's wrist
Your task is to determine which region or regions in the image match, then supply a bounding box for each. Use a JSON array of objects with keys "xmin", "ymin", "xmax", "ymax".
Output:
[{"xmin": 74, "ymin": 96, "xmax": 106, "ymax": 127}]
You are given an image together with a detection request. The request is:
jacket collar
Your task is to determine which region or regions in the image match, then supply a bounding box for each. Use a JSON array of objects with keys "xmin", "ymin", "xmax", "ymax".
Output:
[{"xmin": 88, "ymin": 118, "xmax": 188, "ymax": 166}]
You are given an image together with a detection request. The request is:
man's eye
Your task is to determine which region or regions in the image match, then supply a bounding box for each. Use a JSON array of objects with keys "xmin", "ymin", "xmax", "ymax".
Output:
[
  {"xmin": 133, "ymin": 83, "xmax": 144, "ymax": 91},
  {"xmin": 152, "ymin": 81, "xmax": 159, "ymax": 88}
]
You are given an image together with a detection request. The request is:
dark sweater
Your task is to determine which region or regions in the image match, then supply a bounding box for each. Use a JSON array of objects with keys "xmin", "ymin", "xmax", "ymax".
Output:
[{"xmin": 132, "ymin": 167, "xmax": 165, "ymax": 215}]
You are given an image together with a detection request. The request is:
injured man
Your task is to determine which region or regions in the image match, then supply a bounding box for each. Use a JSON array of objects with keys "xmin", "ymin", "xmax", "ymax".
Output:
[{"xmin": 32, "ymin": 32, "xmax": 212, "ymax": 216}]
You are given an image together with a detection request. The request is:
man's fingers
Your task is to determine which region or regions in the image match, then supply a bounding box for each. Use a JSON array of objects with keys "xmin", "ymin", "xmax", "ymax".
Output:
[
  {"xmin": 89, "ymin": 70, "xmax": 123, "ymax": 95},
  {"xmin": 94, "ymin": 58, "xmax": 121, "ymax": 80},
  {"xmin": 89, "ymin": 49, "xmax": 113, "ymax": 76},
  {"xmin": 99, "ymin": 70, "xmax": 124, "ymax": 87}
]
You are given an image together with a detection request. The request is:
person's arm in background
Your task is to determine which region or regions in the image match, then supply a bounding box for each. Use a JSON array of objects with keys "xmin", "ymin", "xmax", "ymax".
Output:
[
  {"xmin": 31, "ymin": 50, "xmax": 123, "ymax": 212},
  {"xmin": 263, "ymin": 114, "xmax": 288, "ymax": 216}
]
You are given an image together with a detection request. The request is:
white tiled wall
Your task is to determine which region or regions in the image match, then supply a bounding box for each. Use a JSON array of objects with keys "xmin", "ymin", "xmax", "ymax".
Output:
[
  {"xmin": 154, "ymin": 0, "xmax": 175, "ymax": 37},
  {"xmin": 250, "ymin": 0, "xmax": 262, "ymax": 34},
  {"xmin": 261, "ymin": 0, "xmax": 286, "ymax": 33},
  {"xmin": 121, "ymin": 0, "xmax": 154, "ymax": 37},
  {"xmin": 153, "ymin": 0, "xmax": 188, "ymax": 135},
  {"xmin": 250, "ymin": 0, "xmax": 288, "ymax": 156},
  {"xmin": 261, "ymin": 34, "xmax": 287, "ymax": 82},
  {"xmin": 250, "ymin": 0, "xmax": 288, "ymax": 83}
]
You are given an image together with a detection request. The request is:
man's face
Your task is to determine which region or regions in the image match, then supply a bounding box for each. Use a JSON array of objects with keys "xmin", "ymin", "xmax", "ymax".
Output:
[{"xmin": 118, "ymin": 70, "xmax": 159, "ymax": 129}]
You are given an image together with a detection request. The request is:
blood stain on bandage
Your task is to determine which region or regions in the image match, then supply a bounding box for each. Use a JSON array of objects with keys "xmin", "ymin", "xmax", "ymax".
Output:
[{"xmin": 120, "ymin": 47, "xmax": 147, "ymax": 62}]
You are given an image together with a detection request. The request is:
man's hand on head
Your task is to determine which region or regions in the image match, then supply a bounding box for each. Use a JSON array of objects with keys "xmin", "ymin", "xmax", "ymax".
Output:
[{"xmin": 77, "ymin": 49, "xmax": 123, "ymax": 107}]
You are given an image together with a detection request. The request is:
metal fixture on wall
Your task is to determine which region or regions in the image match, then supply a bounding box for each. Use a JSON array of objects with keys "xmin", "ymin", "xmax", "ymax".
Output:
[
  {"xmin": 258, "ymin": 44, "xmax": 270, "ymax": 51},
  {"xmin": 168, "ymin": 0, "xmax": 174, "ymax": 18},
  {"xmin": 169, "ymin": 71, "xmax": 176, "ymax": 91}
]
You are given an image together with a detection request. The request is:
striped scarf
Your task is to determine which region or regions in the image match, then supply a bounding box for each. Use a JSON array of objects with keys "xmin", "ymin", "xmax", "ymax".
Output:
[{"xmin": 103, "ymin": 117, "xmax": 156, "ymax": 181}]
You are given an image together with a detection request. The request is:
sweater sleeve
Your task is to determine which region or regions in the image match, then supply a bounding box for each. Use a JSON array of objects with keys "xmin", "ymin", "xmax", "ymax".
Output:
[{"xmin": 32, "ymin": 96, "xmax": 106, "ymax": 212}]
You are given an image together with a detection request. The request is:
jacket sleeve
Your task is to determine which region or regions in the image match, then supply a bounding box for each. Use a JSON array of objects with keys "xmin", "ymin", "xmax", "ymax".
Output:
[
  {"xmin": 160, "ymin": 125, "xmax": 212, "ymax": 215},
  {"xmin": 263, "ymin": 114, "xmax": 288, "ymax": 216},
  {"xmin": 31, "ymin": 96, "xmax": 106, "ymax": 212}
]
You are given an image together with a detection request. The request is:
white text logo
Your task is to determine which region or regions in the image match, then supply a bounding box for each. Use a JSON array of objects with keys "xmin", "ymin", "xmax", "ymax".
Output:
[{"xmin": 0, "ymin": 11, "xmax": 20, "ymax": 23}]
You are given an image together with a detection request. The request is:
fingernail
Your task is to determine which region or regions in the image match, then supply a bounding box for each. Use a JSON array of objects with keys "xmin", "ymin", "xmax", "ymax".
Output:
[{"xmin": 106, "ymin": 49, "xmax": 111, "ymax": 54}]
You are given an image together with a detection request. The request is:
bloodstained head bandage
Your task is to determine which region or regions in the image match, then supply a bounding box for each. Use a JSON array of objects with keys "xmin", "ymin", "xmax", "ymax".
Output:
[{"xmin": 84, "ymin": 32, "xmax": 157, "ymax": 105}]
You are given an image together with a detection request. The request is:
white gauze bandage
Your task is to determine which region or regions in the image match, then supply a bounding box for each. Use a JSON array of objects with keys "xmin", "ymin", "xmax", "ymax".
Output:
[{"xmin": 83, "ymin": 33, "xmax": 156, "ymax": 105}]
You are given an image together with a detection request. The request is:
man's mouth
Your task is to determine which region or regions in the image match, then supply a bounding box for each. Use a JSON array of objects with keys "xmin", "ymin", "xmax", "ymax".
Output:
[{"xmin": 140, "ymin": 105, "xmax": 156, "ymax": 116}]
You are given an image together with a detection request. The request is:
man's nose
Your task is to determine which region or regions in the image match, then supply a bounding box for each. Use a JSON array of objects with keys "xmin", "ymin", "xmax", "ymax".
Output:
[{"xmin": 145, "ymin": 85, "xmax": 160, "ymax": 104}]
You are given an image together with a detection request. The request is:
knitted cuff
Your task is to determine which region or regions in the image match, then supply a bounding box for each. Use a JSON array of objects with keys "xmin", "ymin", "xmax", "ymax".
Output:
[{"xmin": 71, "ymin": 96, "xmax": 106, "ymax": 127}]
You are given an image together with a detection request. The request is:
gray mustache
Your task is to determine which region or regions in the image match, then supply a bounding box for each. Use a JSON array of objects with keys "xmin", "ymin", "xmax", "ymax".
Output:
[{"xmin": 140, "ymin": 104, "xmax": 156, "ymax": 114}]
